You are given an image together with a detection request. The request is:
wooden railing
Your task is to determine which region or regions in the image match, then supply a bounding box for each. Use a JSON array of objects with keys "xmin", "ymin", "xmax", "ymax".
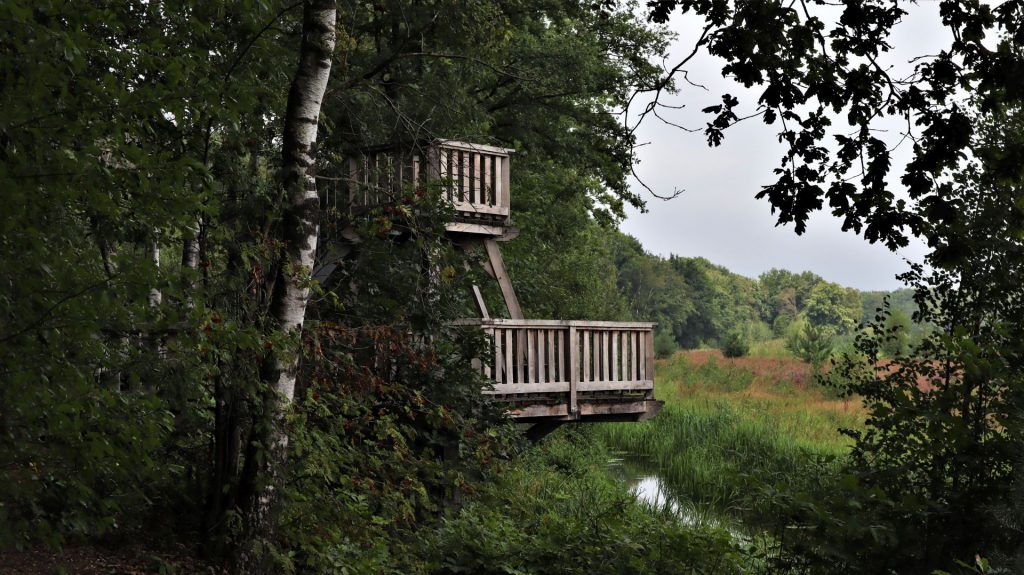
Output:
[
  {"xmin": 457, "ymin": 319, "xmax": 656, "ymax": 412},
  {"xmin": 347, "ymin": 140, "xmax": 512, "ymax": 224}
]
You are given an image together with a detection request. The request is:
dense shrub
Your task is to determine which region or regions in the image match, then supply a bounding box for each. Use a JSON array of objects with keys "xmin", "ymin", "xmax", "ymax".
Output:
[
  {"xmin": 654, "ymin": 329, "xmax": 679, "ymax": 359},
  {"xmin": 721, "ymin": 330, "xmax": 749, "ymax": 358}
]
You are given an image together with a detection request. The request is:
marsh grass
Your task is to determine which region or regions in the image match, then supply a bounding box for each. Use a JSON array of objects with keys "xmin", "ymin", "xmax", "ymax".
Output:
[{"xmin": 599, "ymin": 349, "xmax": 864, "ymax": 527}]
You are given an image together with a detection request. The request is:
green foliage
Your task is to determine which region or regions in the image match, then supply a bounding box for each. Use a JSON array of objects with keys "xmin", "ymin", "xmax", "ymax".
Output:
[
  {"xmin": 770, "ymin": 105, "xmax": 1024, "ymax": 573},
  {"xmin": 416, "ymin": 431, "xmax": 745, "ymax": 575},
  {"xmin": 608, "ymin": 244, "xmax": 900, "ymax": 355},
  {"xmin": 802, "ymin": 282, "xmax": 862, "ymax": 336},
  {"xmin": 720, "ymin": 330, "xmax": 749, "ymax": 358},
  {"xmin": 879, "ymin": 306, "xmax": 912, "ymax": 358},
  {"xmin": 785, "ymin": 319, "xmax": 834, "ymax": 369},
  {"xmin": 0, "ymin": 0, "xmax": 686, "ymax": 569},
  {"xmin": 653, "ymin": 329, "xmax": 679, "ymax": 359}
]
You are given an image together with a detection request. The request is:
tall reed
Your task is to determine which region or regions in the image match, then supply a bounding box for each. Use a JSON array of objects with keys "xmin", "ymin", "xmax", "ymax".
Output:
[{"xmin": 599, "ymin": 349, "xmax": 863, "ymax": 525}]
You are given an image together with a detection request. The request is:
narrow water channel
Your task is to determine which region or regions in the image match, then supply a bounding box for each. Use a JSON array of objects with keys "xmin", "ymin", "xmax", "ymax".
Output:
[{"xmin": 607, "ymin": 453, "xmax": 740, "ymax": 536}]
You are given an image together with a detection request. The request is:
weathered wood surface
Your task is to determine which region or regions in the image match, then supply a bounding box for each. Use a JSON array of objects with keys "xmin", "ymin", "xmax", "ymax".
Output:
[
  {"xmin": 460, "ymin": 319, "xmax": 657, "ymax": 419},
  {"xmin": 483, "ymin": 238, "xmax": 523, "ymax": 320},
  {"xmin": 347, "ymin": 140, "xmax": 513, "ymax": 233}
]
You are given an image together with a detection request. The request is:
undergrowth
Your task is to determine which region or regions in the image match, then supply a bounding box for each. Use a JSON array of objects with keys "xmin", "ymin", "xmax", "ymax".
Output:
[{"xmin": 410, "ymin": 430, "xmax": 747, "ymax": 574}]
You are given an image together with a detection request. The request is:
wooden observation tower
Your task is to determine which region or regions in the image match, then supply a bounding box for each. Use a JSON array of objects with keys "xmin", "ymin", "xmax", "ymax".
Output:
[{"xmin": 337, "ymin": 139, "xmax": 663, "ymax": 436}]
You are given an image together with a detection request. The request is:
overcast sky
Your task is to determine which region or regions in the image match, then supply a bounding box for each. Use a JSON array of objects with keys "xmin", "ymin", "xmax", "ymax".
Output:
[{"xmin": 621, "ymin": 2, "xmax": 951, "ymax": 291}]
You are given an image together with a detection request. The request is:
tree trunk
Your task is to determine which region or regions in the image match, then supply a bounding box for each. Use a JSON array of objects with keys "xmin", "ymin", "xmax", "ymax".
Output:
[{"xmin": 235, "ymin": 0, "xmax": 336, "ymax": 570}]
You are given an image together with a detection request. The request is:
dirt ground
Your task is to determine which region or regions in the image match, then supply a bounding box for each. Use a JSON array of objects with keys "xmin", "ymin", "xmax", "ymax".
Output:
[{"xmin": 0, "ymin": 543, "xmax": 217, "ymax": 574}]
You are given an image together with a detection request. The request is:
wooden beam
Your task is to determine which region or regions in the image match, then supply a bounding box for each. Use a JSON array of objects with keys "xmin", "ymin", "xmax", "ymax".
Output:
[
  {"xmin": 452, "ymin": 319, "xmax": 657, "ymax": 329},
  {"xmin": 483, "ymin": 238, "xmax": 523, "ymax": 319},
  {"xmin": 437, "ymin": 140, "xmax": 515, "ymax": 155},
  {"xmin": 445, "ymin": 222, "xmax": 509, "ymax": 236},
  {"xmin": 576, "ymin": 380, "xmax": 654, "ymax": 392},
  {"xmin": 485, "ymin": 381, "xmax": 571, "ymax": 394},
  {"xmin": 505, "ymin": 399, "xmax": 663, "ymax": 422},
  {"xmin": 471, "ymin": 284, "xmax": 489, "ymax": 319}
]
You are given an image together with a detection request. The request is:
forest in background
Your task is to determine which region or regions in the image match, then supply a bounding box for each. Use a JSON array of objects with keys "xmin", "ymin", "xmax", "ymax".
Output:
[
  {"xmin": 505, "ymin": 222, "xmax": 922, "ymax": 359},
  {"xmin": 3, "ymin": 0, "xmax": 1024, "ymax": 573}
]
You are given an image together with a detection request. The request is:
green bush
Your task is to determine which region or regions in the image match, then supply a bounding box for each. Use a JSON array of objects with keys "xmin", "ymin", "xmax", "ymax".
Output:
[
  {"xmin": 785, "ymin": 318, "xmax": 833, "ymax": 368},
  {"xmin": 721, "ymin": 330, "xmax": 749, "ymax": 358},
  {"xmin": 654, "ymin": 329, "xmax": 679, "ymax": 359}
]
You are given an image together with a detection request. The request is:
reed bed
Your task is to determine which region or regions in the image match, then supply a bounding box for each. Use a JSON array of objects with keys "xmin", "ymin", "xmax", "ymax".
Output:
[{"xmin": 599, "ymin": 349, "xmax": 864, "ymax": 525}]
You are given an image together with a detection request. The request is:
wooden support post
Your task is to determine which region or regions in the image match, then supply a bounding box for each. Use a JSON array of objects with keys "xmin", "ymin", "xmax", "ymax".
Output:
[{"xmin": 483, "ymin": 238, "xmax": 523, "ymax": 319}]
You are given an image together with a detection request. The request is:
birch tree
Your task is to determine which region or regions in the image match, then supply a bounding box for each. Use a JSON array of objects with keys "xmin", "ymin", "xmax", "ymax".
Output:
[{"xmin": 236, "ymin": 0, "xmax": 337, "ymax": 566}]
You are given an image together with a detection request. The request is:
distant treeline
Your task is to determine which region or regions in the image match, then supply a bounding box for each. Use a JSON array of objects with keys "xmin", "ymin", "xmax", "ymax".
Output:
[{"xmin": 610, "ymin": 233, "xmax": 920, "ymax": 349}]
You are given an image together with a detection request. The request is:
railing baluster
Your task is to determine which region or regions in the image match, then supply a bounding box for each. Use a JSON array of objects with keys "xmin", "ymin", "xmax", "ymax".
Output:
[
  {"xmin": 493, "ymin": 155, "xmax": 503, "ymax": 210},
  {"xmin": 536, "ymin": 330, "xmax": 545, "ymax": 384},
  {"xmin": 618, "ymin": 331, "xmax": 626, "ymax": 380},
  {"xmin": 561, "ymin": 329, "xmax": 566, "ymax": 381},
  {"xmin": 505, "ymin": 329, "xmax": 514, "ymax": 385},
  {"xmin": 527, "ymin": 329, "xmax": 536, "ymax": 384},
  {"xmin": 612, "ymin": 330, "xmax": 619, "ymax": 382},
  {"xmin": 599, "ymin": 331, "xmax": 608, "ymax": 382},
  {"xmin": 482, "ymin": 154, "xmax": 491, "ymax": 206},
  {"xmin": 516, "ymin": 329, "xmax": 525, "ymax": 384},
  {"xmin": 474, "ymin": 153, "xmax": 482, "ymax": 205},
  {"xmin": 629, "ymin": 332, "xmax": 634, "ymax": 381},
  {"xmin": 461, "ymin": 150, "xmax": 470, "ymax": 204},
  {"xmin": 645, "ymin": 330, "xmax": 655, "ymax": 384},
  {"xmin": 546, "ymin": 329, "xmax": 555, "ymax": 382},
  {"xmin": 495, "ymin": 328, "xmax": 504, "ymax": 384},
  {"xmin": 631, "ymin": 331, "xmax": 638, "ymax": 382},
  {"xmin": 569, "ymin": 326, "xmax": 578, "ymax": 413},
  {"xmin": 639, "ymin": 330, "xmax": 647, "ymax": 382},
  {"xmin": 582, "ymin": 329, "xmax": 591, "ymax": 382},
  {"xmin": 483, "ymin": 328, "xmax": 491, "ymax": 378}
]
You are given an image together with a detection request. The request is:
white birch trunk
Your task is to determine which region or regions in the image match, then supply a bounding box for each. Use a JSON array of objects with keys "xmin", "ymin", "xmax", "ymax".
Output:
[
  {"xmin": 149, "ymin": 235, "xmax": 162, "ymax": 307},
  {"xmin": 241, "ymin": 0, "xmax": 336, "ymax": 559}
]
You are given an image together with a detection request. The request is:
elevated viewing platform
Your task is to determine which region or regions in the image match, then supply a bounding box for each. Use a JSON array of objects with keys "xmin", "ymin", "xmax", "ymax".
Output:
[
  {"xmin": 347, "ymin": 140, "xmax": 513, "ymax": 236},
  {"xmin": 457, "ymin": 319, "xmax": 662, "ymax": 424},
  {"xmin": 340, "ymin": 137, "xmax": 662, "ymax": 435}
]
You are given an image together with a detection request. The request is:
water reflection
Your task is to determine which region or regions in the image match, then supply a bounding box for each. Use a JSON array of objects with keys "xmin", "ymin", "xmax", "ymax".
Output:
[
  {"xmin": 608, "ymin": 454, "xmax": 737, "ymax": 534},
  {"xmin": 631, "ymin": 475, "xmax": 679, "ymax": 513}
]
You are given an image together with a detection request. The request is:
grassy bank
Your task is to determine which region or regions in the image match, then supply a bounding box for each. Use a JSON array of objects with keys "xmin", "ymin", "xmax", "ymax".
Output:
[
  {"xmin": 598, "ymin": 348, "xmax": 864, "ymax": 526},
  {"xmin": 413, "ymin": 431, "xmax": 747, "ymax": 574}
]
